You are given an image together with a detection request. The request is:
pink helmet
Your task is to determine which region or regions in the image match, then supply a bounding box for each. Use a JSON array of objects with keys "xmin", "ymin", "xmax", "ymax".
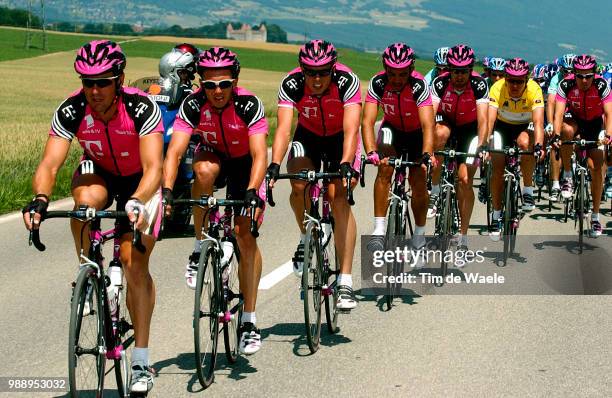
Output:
[
  {"xmin": 505, "ymin": 58, "xmax": 530, "ymax": 77},
  {"xmin": 298, "ymin": 40, "xmax": 337, "ymax": 67},
  {"xmin": 573, "ymin": 54, "xmax": 597, "ymax": 71},
  {"xmin": 74, "ymin": 40, "xmax": 126, "ymax": 76},
  {"xmin": 447, "ymin": 44, "xmax": 475, "ymax": 68},
  {"xmin": 197, "ymin": 47, "xmax": 240, "ymax": 78},
  {"xmin": 382, "ymin": 42, "xmax": 415, "ymax": 69}
]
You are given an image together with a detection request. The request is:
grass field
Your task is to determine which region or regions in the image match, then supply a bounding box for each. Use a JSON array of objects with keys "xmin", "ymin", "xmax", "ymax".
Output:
[{"xmin": 0, "ymin": 27, "xmax": 437, "ymax": 214}]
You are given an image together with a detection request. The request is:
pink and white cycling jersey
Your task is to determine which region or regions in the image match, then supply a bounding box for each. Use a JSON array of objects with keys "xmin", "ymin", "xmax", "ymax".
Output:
[
  {"xmin": 50, "ymin": 87, "xmax": 163, "ymax": 176},
  {"xmin": 556, "ymin": 74, "xmax": 612, "ymax": 121},
  {"xmin": 366, "ymin": 70, "xmax": 432, "ymax": 132},
  {"xmin": 278, "ymin": 63, "xmax": 361, "ymax": 136},
  {"xmin": 431, "ymin": 71, "xmax": 489, "ymax": 126},
  {"xmin": 174, "ymin": 86, "xmax": 268, "ymax": 158}
]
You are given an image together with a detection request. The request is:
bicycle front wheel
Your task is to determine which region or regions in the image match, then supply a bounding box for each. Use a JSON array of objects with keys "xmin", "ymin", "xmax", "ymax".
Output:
[
  {"xmin": 502, "ymin": 178, "xmax": 515, "ymax": 266},
  {"xmin": 577, "ymin": 172, "xmax": 586, "ymax": 253},
  {"xmin": 385, "ymin": 198, "xmax": 403, "ymax": 309},
  {"xmin": 194, "ymin": 241, "xmax": 220, "ymax": 389},
  {"xmin": 322, "ymin": 219, "xmax": 339, "ymax": 334},
  {"xmin": 223, "ymin": 241, "xmax": 243, "ymax": 363},
  {"xmin": 68, "ymin": 265, "xmax": 106, "ymax": 397},
  {"xmin": 302, "ymin": 225, "xmax": 323, "ymax": 353}
]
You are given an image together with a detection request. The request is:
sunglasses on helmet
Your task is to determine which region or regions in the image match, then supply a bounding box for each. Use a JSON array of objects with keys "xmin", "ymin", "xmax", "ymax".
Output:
[
  {"xmin": 302, "ymin": 67, "xmax": 333, "ymax": 77},
  {"xmin": 201, "ymin": 79, "xmax": 235, "ymax": 90},
  {"xmin": 81, "ymin": 76, "xmax": 120, "ymax": 88}
]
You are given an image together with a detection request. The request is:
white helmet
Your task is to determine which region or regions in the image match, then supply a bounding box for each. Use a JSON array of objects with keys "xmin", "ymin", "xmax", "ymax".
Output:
[{"xmin": 159, "ymin": 50, "xmax": 196, "ymax": 82}]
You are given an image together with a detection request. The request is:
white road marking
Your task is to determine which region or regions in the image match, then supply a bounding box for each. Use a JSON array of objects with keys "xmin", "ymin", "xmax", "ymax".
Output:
[{"xmin": 258, "ymin": 261, "xmax": 293, "ymax": 290}]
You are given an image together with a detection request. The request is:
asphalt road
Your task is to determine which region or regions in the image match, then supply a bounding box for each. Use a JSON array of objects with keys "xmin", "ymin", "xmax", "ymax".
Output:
[{"xmin": 1, "ymin": 167, "xmax": 611, "ymax": 398}]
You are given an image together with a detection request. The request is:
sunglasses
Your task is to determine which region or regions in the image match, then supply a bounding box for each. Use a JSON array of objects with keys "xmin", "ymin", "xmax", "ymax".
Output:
[
  {"xmin": 201, "ymin": 79, "xmax": 235, "ymax": 90},
  {"xmin": 575, "ymin": 73, "xmax": 594, "ymax": 80},
  {"xmin": 81, "ymin": 76, "xmax": 119, "ymax": 88},
  {"xmin": 302, "ymin": 68, "xmax": 333, "ymax": 77},
  {"xmin": 450, "ymin": 68, "xmax": 470, "ymax": 75},
  {"xmin": 506, "ymin": 78, "xmax": 526, "ymax": 85},
  {"xmin": 491, "ymin": 73, "xmax": 505, "ymax": 78}
]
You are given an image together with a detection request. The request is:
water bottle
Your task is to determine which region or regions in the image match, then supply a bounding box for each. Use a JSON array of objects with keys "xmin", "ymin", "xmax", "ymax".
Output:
[
  {"xmin": 220, "ymin": 241, "xmax": 234, "ymax": 283},
  {"xmin": 107, "ymin": 260, "xmax": 123, "ymax": 319}
]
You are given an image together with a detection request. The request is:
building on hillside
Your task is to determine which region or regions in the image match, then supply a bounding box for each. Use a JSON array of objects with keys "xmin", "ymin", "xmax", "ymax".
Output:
[{"xmin": 226, "ymin": 23, "xmax": 267, "ymax": 42}]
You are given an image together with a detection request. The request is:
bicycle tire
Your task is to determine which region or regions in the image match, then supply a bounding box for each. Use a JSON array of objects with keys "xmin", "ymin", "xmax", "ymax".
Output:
[
  {"xmin": 114, "ymin": 277, "xmax": 133, "ymax": 398},
  {"xmin": 436, "ymin": 187, "xmax": 453, "ymax": 286},
  {"xmin": 384, "ymin": 198, "xmax": 402, "ymax": 310},
  {"xmin": 502, "ymin": 178, "xmax": 515, "ymax": 267},
  {"xmin": 302, "ymin": 225, "xmax": 323, "ymax": 353},
  {"xmin": 194, "ymin": 241, "xmax": 219, "ymax": 389},
  {"xmin": 68, "ymin": 265, "xmax": 105, "ymax": 397},
  {"xmin": 322, "ymin": 218, "xmax": 339, "ymax": 334},
  {"xmin": 223, "ymin": 240, "xmax": 242, "ymax": 363},
  {"xmin": 578, "ymin": 171, "xmax": 585, "ymax": 253}
]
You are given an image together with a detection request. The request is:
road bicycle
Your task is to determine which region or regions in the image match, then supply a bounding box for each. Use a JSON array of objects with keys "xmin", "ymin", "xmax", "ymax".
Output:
[
  {"xmin": 266, "ymin": 164, "xmax": 353, "ymax": 353},
  {"xmin": 28, "ymin": 206, "xmax": 142, "ymax": 397}
]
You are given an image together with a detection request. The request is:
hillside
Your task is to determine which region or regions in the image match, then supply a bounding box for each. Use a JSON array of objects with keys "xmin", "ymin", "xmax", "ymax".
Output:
[{"xmin": 1, "ymin": 0, "xmax": 610, "ymax": 62}]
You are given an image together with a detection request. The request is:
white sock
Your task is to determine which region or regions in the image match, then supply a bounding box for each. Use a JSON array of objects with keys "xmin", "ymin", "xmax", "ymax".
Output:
[
  {"xmin": 338, "ymin": 274, "xmax": 353, "ymax": 287},
  {"xmin": 563, "ymin": 171, "xmax": 572, "ymax": 180},
  {"xmin": 372, "ymin": 217, "xmax": 386, "ymax": 235},
  {"xmin": 300, "ymin": 232, "xmax": 306, "ymax": 243},
  {"xmin": 552, "ymin": 180, "xmax": 560, "ymax": 189},
  {"xmin": 241, "ymin": 311, "xmax": 256, "ymax": 325},
  {"xmin": 523, "ymin": 186, "xmax": 534, "ymax": 196},
  {"xmin": 460, "ymin": 234, "xmax": 468, "ymax": 246},
  {"xmin": 132, "ymin": 347, "xmax": 149, "ymax": 367},
  {"xmin": 194, "ymin": 239, "xmax": 204, "ymax": 253},
  {"xmin": 414, "ymin": 226, "xmax": 426, "ymax": 235},
  {"xmin": 493, "ymin": 210, "xmax": 502, "ymax": 220},
  {"xmin": 431, "ymin": 184, "xmax": 441, "ymax": 195},
  {"xmin": 591, "ymin": 213, "xmax": 600, "ymax": 221}
]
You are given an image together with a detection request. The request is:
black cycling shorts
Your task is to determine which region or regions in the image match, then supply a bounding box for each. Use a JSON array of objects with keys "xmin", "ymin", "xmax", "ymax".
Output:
[
  {"xmin": 377, "ymin": 121, "xmax": 424, "ymax": 164},
  {"xmin": 493, "ymin": 120, "xmax": 531, "ymax": 145},
  {"xmin": 288, "ymin": 124, "xmax": 345, "ymax": 172}
]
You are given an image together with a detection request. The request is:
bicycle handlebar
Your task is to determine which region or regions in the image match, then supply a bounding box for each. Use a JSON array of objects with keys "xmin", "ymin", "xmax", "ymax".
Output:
[
  {"xmin": 173, "ymin": 196, "xmax": 260, "ymax": 238},
  {"xmin": 28, "ymin": 208, "xmax": 145, "ymax": 253},
  {"xmin": 359, "ymin": 155, "xmax": 423, "ymax": 187},
  {"xmin": 266, "ymin": 169, "xmax": 355, "ymax": 206}
]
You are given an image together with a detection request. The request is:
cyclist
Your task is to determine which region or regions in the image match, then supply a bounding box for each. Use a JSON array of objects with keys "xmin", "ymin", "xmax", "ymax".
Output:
[
  {"xmin": 424, "ymin": 46, "xmax": 450, "ymax": 86},
  {"xmin": 487, "ymin": 58, "xmax": 545, "ymax": 241},
  {"xmin": 553, "ymin": 54, "xmax": 612, "ymax": 237},
  {"xmin": 361, "ymin": 42, "xmax": 435, "ymax": 252},
  {"xmin": 481, "ymin": 56, "xmax": 491, "ymax": 79},
  {"xmin": 428, "ymin": 45, "xmax": 489, "ymax": 249},
  {"xmin": 487, "ymin": 57, "xmax": 506, "ymax": 87},
  {"xmin": 163, "ymin": 47, "xmax": 268, "ymax": 354},
  {"xmin": 155, "ymin": 44, "xmax": 198, "ymax": 107},
  {"xmin": 266, "ymin": 39, "xmax": 361, "ymax": 310},
  {"xmin": 21, "ymin": 40, "xmax": 163, "ymax": 394}
]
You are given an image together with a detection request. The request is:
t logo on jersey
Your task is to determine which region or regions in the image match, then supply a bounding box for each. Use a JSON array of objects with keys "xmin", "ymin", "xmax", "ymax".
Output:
[
  {"xmin": 244, "ymin": 101, "xmax": 254, "ymax": 113},
  {"xmin": 477, "ymin": 81, "xmax": 486, "ymax": 92},
  {"xmin": 337, "ymin": 76, "xmax": 348, "ymax": 88},
  {"xmin": 81, "ymin": 140, "xmax": 104, "ymax": 159},
  {"xmin": 134, "ymin": 103, "xmax": 149, "ymax": 118},
  {"xmin": 382, "ymin": 103, "xmax": 396, "ymax": 115},
  {"xmin": 286, "ymin": 79, "xmax": 299, "ymax": 91},
  {"xmin": 62, "ymin": 105, "xmax": 76, "ymax": 121},
  {"xmin": 302, "ymin": 106, "xmax": 318, "ymax": 119},
  {"xmin": 188, "ymin": 99, "xmax": 199, "ymax": 111}
]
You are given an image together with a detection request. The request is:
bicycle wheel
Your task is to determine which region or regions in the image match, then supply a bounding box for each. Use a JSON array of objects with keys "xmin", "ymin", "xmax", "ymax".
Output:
[
  {"xmin": 194, "ymin": 241, "xmax": 219, "ymax": 388},
  {"xmin": 436, "ymin": 187, "xmax": 453, "ymax": 286},
  {"xmin": 302, "ymin": 225, "xmax": 323, "ymax": 353},
  {"xmin": 322, "ymin": 218, "xmax": 339, "ymax": 334},
  {"xmin": 577, "ymin": 171, "xmax": 585, "ymax": 253},
  {"xmin": 223, "ymin": 240, "xmax": 242, "ymax": 363},
  {"xmin": 68, "ymin": 265, "xmax": 105, "ymax": 397},
  {"xmin": 384, "ymin": 198, "xmax": 402, "ymax": 310},
  {"xmin": 114, "ymin": 278, "xmax": 134, "ymax": 398},
  {"xmin": 502, "ymin": 178, "xmax": 514, "ymax": 267}
]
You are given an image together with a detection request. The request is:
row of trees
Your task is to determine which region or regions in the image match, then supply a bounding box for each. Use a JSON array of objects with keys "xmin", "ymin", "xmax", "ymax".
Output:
[{"xmin": 1, "ymin": 6, "xmax": 288, "ymax": 43}]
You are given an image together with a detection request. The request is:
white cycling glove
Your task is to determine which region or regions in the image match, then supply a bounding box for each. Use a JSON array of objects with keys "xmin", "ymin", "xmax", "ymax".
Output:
[
  {"xmin": 125, "ymin": 198, "xmax": 147, "ymax": 222},
  {"xmin": 545, "ymin": 123, "xmax": 554, "ymax": 135}
]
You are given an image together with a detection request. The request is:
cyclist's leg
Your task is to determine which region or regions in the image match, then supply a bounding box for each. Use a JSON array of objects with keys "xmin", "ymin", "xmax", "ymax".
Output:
[
  {"xmin": 585, "ymin": 122, "xmax": 605, "ymax": 230},
  {"xmin": 457, "ymin": 132, "xmax": 479, "ymax": 239},
  {"xmin": 70, "ymin": 163, "xmax": 111, "ymax": 260},
  {"xmin": 489, "ymin": 128, "xmax": 505, "ymax": 238},
  {"xmin": 429, "ymin": 121, "xmax": 452, "ymax": 216},
  {"xmin": 517, "ymin": 128, "xmax": 536, "ymax": 210},
  {"xmin": 560, "ymin": 118, "xmax": 579, "ymax": 176},
  {"xmin": 400, "ymin": 129, "xmax": 427, "ymax": 243},
  {"xmin": 191, "ymin": 148, "xmax": 222, "ymax": 241}
]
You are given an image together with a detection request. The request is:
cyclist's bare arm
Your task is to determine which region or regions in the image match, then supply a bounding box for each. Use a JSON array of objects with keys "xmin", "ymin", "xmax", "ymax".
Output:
[
  {"xmin": 361, "ymin": 102, "xmax": 379, "ymax": 154},
  {"xmin": 418, "ymin": 105, "xmax": 435, "ymax": 155},
  {"xmin": 248, "ymin": 133, "xmax": 268, "ymax": 191},
  {"xmin": 341, "ymin": 104, "xmax": 362, "ymax": 164},
  {"xmin": 432, "ymin": 98, "xmax": 441, "ymax": 115},
  {"xmin": 271, "ymin": 106, "xmax": 294, "ymax": 166},
  {"xmin": 546, "ymin": 93, "xmax": 556, "ymax": 126},
  {"xmin": 476, "ymin": 102, "xmax": 488, "ymax": 146},
  {"xmin": 130, "ymin": 133, "xmax": 163, "ymax": 228},
  {"xmin": 532, "ymin": 107, "xmax": 545, "ymax": 146},
  {"xmin": 604, "ymin": 102, "xmax": 612, "ymax": 139},
  {"xmin": 24, "ymin": 136, "xmax": 72, "ymax": 229},
  {"xmin": 553, "ymin": 98, "xmax": 566, "ymax": 137},
  {"xmin": 162, "ymin": 130, "xmax": 191, "ymax": 190},
  {"xmin": 487, "ymin": 105, "xmax": 498, "ymax": 138}
]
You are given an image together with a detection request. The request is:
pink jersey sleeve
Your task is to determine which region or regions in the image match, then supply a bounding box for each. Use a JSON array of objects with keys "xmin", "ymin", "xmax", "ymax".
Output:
[
  {"xmin": 173, "ymin": 114, "xmax": 195, "ymax": 135},
  {"xmin": 248, "ymin": 116, "xmax": 268, "ymax": 136}
]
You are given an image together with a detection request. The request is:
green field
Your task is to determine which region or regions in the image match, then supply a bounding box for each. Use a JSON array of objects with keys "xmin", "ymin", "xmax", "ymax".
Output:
[{"xmin": 0, "ymin": 27, "xmax": 437, "ymax": 214}]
